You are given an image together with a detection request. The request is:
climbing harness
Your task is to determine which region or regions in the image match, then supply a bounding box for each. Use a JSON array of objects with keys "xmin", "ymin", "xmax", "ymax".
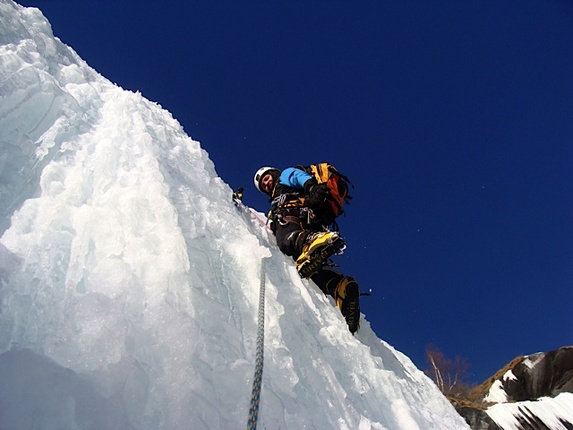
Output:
[{"xmin": 246, "ymin": 259, "xmax": 267, "ymax": 430}]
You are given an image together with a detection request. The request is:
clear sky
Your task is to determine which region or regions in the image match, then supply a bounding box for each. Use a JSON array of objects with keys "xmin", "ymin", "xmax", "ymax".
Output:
[{"xmin": 18, "ymin": 0, "xmax": 573, "ymax": 384}]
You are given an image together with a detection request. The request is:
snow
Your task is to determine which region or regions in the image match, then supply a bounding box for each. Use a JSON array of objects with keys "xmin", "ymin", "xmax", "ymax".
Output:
[
  {"xmin": 487, "ymin": 393, "xmax": 573, "ymax": 430},
  {"xmin": 484, "ymin": 380, "xmax": 508, "ymax": 403},
  {"xmin": 522, "ymin": 352, "xmax": 544, "ymax": 369},
  {"xmin": 0, "ymin": 1, "xmax": 472, "ymax": 429},
  {"xmin": 483, "ymin": 369, "xmax": 517, "ymax": 403},
  {"xmin": 503, "ymin": 370, "xmax": 517, "ymax": 381}
]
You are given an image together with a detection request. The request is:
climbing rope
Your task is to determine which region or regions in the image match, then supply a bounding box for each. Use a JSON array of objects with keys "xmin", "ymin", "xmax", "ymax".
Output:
[
  {"xmin": 246, "ymin": 259, "xmax": 267, "ymax": 430},
  {"xmin": 232, "ymin": 188, "xmax": 274, "ymax": 233}
]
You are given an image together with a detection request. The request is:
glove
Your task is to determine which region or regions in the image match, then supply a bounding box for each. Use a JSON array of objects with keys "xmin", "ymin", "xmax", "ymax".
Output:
[{"xmin": 304, "ymin": 179, "xmax": 330, "ymax": 214}]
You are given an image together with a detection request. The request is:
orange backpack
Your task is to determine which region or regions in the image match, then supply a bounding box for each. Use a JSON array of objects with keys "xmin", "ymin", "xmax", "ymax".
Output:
[{"xmin": 298, "ymin": 163, "xmax": 352, "ymax": 223}]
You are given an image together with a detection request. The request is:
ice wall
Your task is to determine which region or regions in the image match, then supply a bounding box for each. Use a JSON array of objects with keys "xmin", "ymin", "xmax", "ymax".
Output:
[{"xmin": 0, "ymin": 1, "xmax": 469, "ymax": 429}]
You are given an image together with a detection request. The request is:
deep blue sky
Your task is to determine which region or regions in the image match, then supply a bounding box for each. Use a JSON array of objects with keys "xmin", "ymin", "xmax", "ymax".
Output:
[{"xmin": 18, "ymin": 0, "xmax": 573, "ymax": 384}]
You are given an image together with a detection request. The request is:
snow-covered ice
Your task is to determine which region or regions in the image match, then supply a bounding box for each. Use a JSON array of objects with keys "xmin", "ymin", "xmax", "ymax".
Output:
[
  {"xmin": 487, "ymin": 393, "xmax": 573, "ymax": 430},
  {"xmin": 0, "ymin": 1, "xmax": 470, "ymax": 428}
]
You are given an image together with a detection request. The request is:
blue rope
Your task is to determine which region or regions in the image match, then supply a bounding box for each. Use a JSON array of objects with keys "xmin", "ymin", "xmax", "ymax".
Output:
[{"xmin": 247, "ymin": 260, "xmax": 266, "ymax": 430}]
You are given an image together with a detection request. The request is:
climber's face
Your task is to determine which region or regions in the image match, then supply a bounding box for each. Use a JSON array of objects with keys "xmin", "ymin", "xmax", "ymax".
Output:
[{"xmin": 260, "ymin": 173, "xmax": 275, "ymax": 194}]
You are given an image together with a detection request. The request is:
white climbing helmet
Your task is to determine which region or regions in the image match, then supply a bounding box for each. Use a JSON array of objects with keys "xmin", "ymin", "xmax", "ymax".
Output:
[{"xmin": 254, "ymin": 166, "xmax": 280, "ymax": 193}]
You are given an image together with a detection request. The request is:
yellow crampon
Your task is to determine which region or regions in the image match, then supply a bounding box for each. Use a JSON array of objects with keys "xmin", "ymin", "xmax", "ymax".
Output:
[
  {"xmin": 334, "ymin": 277, "xmax": 361, "ymax": 334},
  {"xmin": 295, "ymin": 231, "xmax": 345, "ymax": 278}
]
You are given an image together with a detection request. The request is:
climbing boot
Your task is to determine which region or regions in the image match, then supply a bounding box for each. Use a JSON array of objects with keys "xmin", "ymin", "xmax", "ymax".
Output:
[
  {"xmin": 335, "ymin": 277, "xmax": 360, "ymax": 334},
  {"xmin": 295, "ymin": 231, "xmax": 345, "ymax": 278}
]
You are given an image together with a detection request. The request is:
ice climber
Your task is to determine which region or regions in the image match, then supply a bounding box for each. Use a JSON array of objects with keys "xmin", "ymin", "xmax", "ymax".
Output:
[{"xmin": 254, "ymin": 165, "xmax": 361, "ymax": 333}]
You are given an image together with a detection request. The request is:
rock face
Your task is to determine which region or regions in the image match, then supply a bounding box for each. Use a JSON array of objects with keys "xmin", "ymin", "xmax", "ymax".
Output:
[
  {"xmin": 454, "ymin": 405, "xmax": 498, "ymax": 430},
  {"xmin": 498, "ymin": 347, "xmax": 573, "ymax": 401},
  {"xmin": 456, "ymin": 346, "xmax": 573, "ymax": 430}
]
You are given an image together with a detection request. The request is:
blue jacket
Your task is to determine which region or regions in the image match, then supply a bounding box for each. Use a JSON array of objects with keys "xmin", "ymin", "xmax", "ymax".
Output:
[{"xmin": 278, "ymin": 167, "xmax": 312, "ymax": 189}]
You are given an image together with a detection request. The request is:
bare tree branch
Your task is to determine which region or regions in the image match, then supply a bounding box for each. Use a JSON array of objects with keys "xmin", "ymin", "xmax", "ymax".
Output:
[{"xmin": 425, "ymin": 345, "xmax": 471, "ymax": 399}]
